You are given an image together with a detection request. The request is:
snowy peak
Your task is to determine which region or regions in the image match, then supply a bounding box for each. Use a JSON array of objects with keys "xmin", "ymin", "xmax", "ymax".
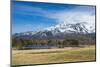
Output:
[
  {"xmin": 46, "ymin": 22, "xmax": 95, "ymax": 34},
  {"xmin": 13, "ymin": 21, "xmax": 95, "ymax": 39}
]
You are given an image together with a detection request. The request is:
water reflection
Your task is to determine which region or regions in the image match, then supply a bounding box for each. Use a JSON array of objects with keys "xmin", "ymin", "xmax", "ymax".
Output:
[{"xmin": 23, "ymin": 44, "xmax": 62, "ymax": 49}]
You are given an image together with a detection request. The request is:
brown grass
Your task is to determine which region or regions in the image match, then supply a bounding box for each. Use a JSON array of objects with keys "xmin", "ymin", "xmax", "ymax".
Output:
[{"xmin": 12, "ymin": 45, "xmax": 96, "ymax": 65}]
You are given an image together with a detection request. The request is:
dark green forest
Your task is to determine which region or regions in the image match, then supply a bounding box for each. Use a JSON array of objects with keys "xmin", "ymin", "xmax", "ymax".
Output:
[{"xmin": 12, "ymin": 33, "xmax": 95, "ymax": 50}]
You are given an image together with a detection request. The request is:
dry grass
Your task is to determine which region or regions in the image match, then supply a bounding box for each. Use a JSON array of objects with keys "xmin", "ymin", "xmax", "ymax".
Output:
[{"xmin": 12, "ymin": 45, "xmax": 96, "ymax": 66}]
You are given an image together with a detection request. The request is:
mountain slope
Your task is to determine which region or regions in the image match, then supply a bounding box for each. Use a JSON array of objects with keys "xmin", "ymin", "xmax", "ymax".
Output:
[{"xmin": 13, "ymin": 22, "xmax": 95, "ymax": 39}]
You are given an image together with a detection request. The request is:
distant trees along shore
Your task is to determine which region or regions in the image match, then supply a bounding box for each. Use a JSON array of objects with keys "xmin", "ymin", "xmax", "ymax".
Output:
[{"xmin": 12, "ymin": 37, "xmax": 95, "ymax": 50}]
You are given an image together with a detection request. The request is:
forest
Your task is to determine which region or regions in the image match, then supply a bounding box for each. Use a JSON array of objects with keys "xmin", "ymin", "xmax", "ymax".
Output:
[{"xmin": 12, "ymin": 33, "xmax": 95, "ymax": 50}]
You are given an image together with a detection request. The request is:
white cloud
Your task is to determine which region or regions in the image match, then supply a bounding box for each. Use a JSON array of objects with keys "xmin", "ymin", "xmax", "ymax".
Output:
[
  {"xmin": 17, "ymin": 4, "xmax": 95, "ymax": 26},
  {"xmin": 30, "ymin": 5, "xmax": 96, "ymax": 32},
  {"xmin": 44, "ymin": 9, "xmax": 95, "ymax": 33},
  {"xmin": 47, "ymin": 10, "xmax": 95, "ymax": 24}
]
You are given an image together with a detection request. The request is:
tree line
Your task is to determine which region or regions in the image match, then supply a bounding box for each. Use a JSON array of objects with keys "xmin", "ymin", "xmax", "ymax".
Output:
[
  {"xmin": 12, "ymin": 33, "xmax": 95, "ymax": 50},
  {"xmin": 12, "ymin": 38, "xmax": 80, "ymax": 50}
]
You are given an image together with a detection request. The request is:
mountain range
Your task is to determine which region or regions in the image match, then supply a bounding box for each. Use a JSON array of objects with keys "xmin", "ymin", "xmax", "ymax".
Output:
[{"xmin": 13, "ymin": 22, "xmax": 95, "ymax": 39}]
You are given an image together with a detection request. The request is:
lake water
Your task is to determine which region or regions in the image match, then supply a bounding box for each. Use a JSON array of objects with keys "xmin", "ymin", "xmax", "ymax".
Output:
[{"xmin": 23, "ymin": 44, "xmax": 62, "ymax": 49}]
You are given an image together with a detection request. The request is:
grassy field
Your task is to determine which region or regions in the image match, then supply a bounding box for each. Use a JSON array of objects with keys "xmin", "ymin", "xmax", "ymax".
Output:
[{"xmin": 12, "ymin": 45, "xmax": 96, "ymax": 66}]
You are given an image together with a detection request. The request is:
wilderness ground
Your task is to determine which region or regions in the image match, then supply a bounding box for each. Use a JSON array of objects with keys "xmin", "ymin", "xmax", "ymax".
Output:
[{"xmin": 12, "ymin": 45, "xmax": 96, "ymax": 66}]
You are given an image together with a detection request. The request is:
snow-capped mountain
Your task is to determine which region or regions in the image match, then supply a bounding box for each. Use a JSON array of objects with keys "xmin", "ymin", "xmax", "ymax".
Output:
[
  {"xmin": 13, "ymin": 21, "xmax": 95, "ymax": 39},
  {"xmin": 46, "ymin": 22, "xmax": 95, "ymax": 34},
  {"xmin": 13, "ymin": 31, "xmax": 36, "ymax": 37}
]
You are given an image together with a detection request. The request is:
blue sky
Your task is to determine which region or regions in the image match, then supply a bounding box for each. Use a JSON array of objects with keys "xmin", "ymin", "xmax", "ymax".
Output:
[{"xmin": 12, "ymin": 1, "xmax": 95, "ymax": 33}]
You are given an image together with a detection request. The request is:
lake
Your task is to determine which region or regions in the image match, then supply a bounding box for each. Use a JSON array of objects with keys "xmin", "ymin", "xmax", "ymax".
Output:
[{"xmin": 23, "ymin": 44, "xmax": 62, "ymax": 49}]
